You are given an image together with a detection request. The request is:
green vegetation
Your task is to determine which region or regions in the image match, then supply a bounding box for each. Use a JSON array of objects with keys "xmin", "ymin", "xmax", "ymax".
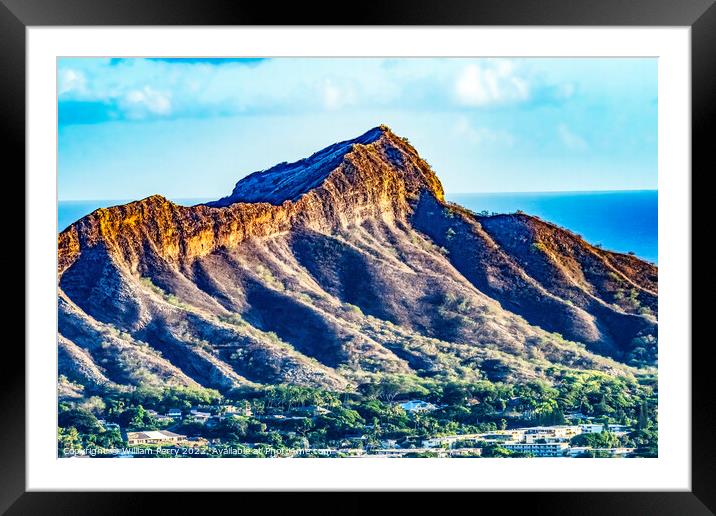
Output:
[
  {"xmin": 626, "ymin": 334, "xmax": 658, "ymax": 368},
  {"xmin": 139, "ymin": 276, "xmax": 189, "ymax": 308},
  {"xmin": 254, "ymin": 264, "xmax": 285, "ymax": 291},
  {"xmin": 58, "ymin": 370, "xmax": 657, "ymax": 457},
  {"xmin": 531, "ymin": 242, "xmax": 548, "ymax": 254}
]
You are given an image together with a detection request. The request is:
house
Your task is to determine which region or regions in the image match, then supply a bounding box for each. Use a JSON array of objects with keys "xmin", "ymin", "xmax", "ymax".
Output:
[
  {"xmin": 125, "ymin": 430, "xmax": 186, "ymax": 446},
  {"xmin": 609, "ymin": 447, "xmax": 635, "ymax": 457},
  {"xmin": 223, "ymin": 404, "xmax": 252, "ymax": 417},
  {"xmin": 399, "ymin": 400, "xmax": 437, "ymax": 413},
  {"xmin": 97, "ymin": 419, "xmax": 120, "ymax": 431},
  {"xmin": 166, "ymin": 409, "xmax": 182, "ymax": 419},
  {"xmin": 565, "ymin": 411, "xmax": 588, "ymax": 420},
  {"xmin": 188, "ymin": 410, "xmax": 211, "ymax": 423},
  {"xmin": 288, "ymin": 405, "xmax": 331, "ymax": 418},
  {"xmin": 146, "ymin": 409, "xmax": 173, "ymax": 423},
  {"xmin": 580, "ymin": 424, "xmax": 605, "ymax": 434},
  {"xmin": 311, "ymin": 406, "xmax": 331, "ymax": 416}
]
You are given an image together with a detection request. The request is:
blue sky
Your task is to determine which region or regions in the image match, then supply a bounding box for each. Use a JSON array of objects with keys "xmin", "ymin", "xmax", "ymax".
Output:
[{"xmin": 58, "ymin": 57, "xmax": 657, "ymax": 201}]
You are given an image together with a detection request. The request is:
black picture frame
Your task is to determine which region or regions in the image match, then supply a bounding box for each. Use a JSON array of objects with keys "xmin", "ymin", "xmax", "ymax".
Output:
[{"xmin": 2, "ymin": 0, "xmax": 712, "ymax": 513}]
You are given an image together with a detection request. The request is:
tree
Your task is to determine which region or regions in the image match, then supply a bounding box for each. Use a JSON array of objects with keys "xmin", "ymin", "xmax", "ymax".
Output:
[
  {"xmin": 96, "ymin": 428, "xmax": 123, "ymax": 448},
  {"xmin": 441, "ymin": 382, "xmax": 469, "ymax": 405},
  {"xmin": 118, "ymin": 405, "xmax": 158, "ymax": 431},
  {"xmin": 58, "ymin": 408, "xmax": 101, "ymax": 434},
  {"xmin": 482, "ymin": 445, "xmax": 513, "ymax": 458},
  {"xmin": 570, "ymin": 431, "xmax": 618, "ymax": 449},
  {"xmin": 637, "ymin": 401, "xmax": 649, "ymax": 430},
  {"xmin": 265, "ymin": 431, "xmax": 284, "ymax": 448},
  {"xmin": 629, "ymin": 426, "xmax": 658, "ymax": 457},
  {"xmin": 81, "ymin": 396, "xmax": 107, "ymax": 416},
  {"xmin": 58, "ymin": 427, "xmax": 82, "ymax": 456},
  {"xmin": 212, "ymin": 416, "xmax": 249, "ymax": 443}
]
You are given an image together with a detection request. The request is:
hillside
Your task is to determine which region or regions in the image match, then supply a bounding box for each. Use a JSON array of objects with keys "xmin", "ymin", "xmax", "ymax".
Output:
[{"xmin": 57, "ymin": 125, "xmax": 658, "ymax": 394}]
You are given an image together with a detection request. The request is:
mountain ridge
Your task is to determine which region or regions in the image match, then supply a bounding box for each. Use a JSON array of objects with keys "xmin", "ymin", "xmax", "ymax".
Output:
[
  {"xmin": 57, "ymin": 125, "xmax": 657, "ymax": 395},
  {"xmin": 58, "ymin": 125, "xmax": 443, "ymax": 275}
]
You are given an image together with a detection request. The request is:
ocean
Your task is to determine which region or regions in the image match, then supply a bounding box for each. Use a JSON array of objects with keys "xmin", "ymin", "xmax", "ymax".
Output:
[
  {"xmin": 447, "ymin": 190, "xmax": 657, "ymax": 263},
  {"xmin": 58, "ymin": 190, "xmax": 658, "ymax": 263}
]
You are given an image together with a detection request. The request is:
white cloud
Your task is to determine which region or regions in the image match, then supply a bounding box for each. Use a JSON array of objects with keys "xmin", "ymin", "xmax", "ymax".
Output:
[
  {"xmin": 57, "ymin": 57, "xmax": 580, "ymax": 124},
  {"xmin": 119, "ymin": 87, "xmax": 172, "ymax": 119},
  {"xmin": 455, "ymin": 60, "xmax": 530, "ymax": 107},
  {"xmin": 321, "ymin": 79, "xmax": 358, "ymax": 111},
  {"xmin": 558, "ymin": 123, "xmax": 588, "ymax": 151},
  {"xmin": 455, "ymin": 116, "xmax": 515, "ymax": 147},
  {"xmin": 58, "ymin": 69, "xmax": 86, "ymax": 96},
  {"xmin": 322, "ymin": 81, "xmax": 342, "ymax": 110}
]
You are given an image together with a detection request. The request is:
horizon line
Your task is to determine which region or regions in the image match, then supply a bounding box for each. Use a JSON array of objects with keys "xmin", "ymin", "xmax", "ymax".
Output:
[{"xmin": 58, "ymin": 188, "xmax": 658, "ymax": 203}]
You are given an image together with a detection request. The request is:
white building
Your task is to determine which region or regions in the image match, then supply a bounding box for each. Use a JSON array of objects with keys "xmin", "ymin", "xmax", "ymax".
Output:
[
  {"xmin": 125, "ymin": 430, "xmax": 186, "ymax": 446},
  {"xmin": 580, "ymin": 423, "xmax": 630, "ymax": 435},
  {"xmin": 399, "ymin": 400, "xmax": 437, "ymax": 413},
  {"xmin": 566, "ymin": 447, "xmax": 635, "ymax": 458},
  {"xmin": 523, "ymin": 425, "xmax": 581, "ymax": 443},
  {"xmin": 189, "ymin": 409, "xmax": 211, "ymax": 423}
]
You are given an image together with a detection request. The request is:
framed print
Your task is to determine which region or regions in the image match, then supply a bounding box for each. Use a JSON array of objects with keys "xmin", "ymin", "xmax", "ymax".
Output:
[{"xmin": 3, "ymin": 0, "xmax": 714, "ymax": 513}]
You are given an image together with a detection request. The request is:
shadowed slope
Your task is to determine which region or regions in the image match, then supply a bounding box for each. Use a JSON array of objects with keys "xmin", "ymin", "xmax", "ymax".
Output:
[{"xmin": 57, "ymin": 125, "xmax": 657, "ymax": 393}]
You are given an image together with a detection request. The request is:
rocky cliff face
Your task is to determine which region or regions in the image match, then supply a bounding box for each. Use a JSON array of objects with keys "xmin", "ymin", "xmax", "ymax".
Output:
[{"xmin": 57, "ymin": 126, "xmax": 658, "ymax": 394}]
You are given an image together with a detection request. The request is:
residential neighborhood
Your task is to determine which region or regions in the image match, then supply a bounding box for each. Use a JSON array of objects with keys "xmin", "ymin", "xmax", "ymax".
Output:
[
  {"xmin": 60, "ymin": 394, "xmax": 644, "ymax": 458},
  {"xmin": 58, "ymin": 375, "xmax": 657, "ymax": 459}
]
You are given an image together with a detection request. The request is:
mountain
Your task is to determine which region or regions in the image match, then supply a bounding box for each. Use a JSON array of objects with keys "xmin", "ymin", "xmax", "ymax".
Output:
[{"xmin": 57, "ymin": 125, "xmax": 658, "ymax": 395}]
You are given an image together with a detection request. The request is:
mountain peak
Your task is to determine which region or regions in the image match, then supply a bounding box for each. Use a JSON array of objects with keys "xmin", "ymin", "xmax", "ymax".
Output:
[
  {"xmin": 57, "ymin": 126, "xmax": 658, "ymax": 396},
  {"xmin": 207, "ymin": 125, "xmax": 442, "ymax": 207}
]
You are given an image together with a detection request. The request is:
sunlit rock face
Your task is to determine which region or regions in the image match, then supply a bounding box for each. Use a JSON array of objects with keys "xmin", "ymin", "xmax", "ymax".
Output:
[{"xmin": 57, "ymin": 125, "xmax": 657, "ymax": 393}]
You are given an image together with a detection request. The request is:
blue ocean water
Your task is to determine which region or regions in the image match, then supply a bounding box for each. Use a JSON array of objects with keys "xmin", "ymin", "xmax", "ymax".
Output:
[
  {"xmin": 58, "ymin": 190, "xmax": 657, "ymax": 263},
  {"xmin": 447, "ymin": 190, "xmax": 657, "ymax": 263}
]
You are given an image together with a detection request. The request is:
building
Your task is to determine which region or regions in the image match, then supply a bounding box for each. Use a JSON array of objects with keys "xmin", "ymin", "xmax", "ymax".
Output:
[
  {"xmin": 502, "ymin": 442, "xmax": 569, "ymax": 457},
  {"xmin": 580, "ymin": 423, "xmax": 630, "ymax": 435},
  {"xmin": 580, "ymin": 424, "xmax": 605, "ymax": 434},
  {"xmin": 125, "ymin": 430, "xmax": 186, "ymax": 446},
  {"xmin": 523, "ymin": 426, "xmax": 581, "ymax": 443},
  {"xmin": 223, "ymin": 404, "xmax": 252, "ymax": 417},
  {"xmin": 166, "ymin": 409, "xmax": 182, "ymax": 419},
  {"xmin": 399, "ymin": 400, "xmax": 437, "ymax": 413},
  {"xmin": 188, "ymin": 409, "xmax": 212, "ymax": 423},
  {"xmin": 311, "ymin": 406, "xmax": 331, "ymax": 416},
  {"xmin": 566, "ymin": 446, "xmax": 636, "ymax": 458}
]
